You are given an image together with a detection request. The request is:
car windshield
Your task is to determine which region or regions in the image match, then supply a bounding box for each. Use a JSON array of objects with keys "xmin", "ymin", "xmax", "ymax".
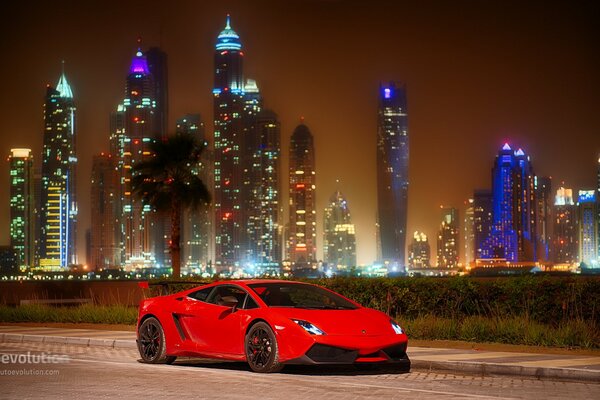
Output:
[{"xmin": 248, "ymin": 282, "xmax": 358, "ymax": 309}]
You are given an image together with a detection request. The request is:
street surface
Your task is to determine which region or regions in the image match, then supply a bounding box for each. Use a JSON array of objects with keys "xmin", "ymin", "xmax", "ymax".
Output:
[{"xmin": 1, "ymin": 342, "xmax": 598, "ymax": 399}]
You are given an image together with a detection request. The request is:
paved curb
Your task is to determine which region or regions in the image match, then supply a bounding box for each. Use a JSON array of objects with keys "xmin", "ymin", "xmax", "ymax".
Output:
[
  {"xmin": 2, "ymin": 332, "xmax": 599, "ymax": 383},
  {"xmin": 0, "ymin": 332, "xmax": 137, "ymax": 349},
  {"xmin": 411, "ymin": 359, "xmax": 600, "ymax": 383}
]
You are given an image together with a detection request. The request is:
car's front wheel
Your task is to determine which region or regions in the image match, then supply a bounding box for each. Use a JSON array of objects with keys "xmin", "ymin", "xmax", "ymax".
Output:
[
  {"xmin": 138, "ymin": 317, "xmax": 176, "ymax": 364},
  {"xmin": 245, "ymin": 322, "xmax": 283, "ymax": 373}
]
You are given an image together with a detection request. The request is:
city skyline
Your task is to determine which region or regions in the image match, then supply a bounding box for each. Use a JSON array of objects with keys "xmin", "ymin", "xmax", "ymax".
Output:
[{"xmin": 1, "ymin": 1, "xmax": 598, "ymax": 265}]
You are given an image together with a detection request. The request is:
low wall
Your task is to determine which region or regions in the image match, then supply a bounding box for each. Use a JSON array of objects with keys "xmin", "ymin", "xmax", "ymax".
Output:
[{"xmin": 0, "ymin": 281, "xmax": 148, "ymax": 306}]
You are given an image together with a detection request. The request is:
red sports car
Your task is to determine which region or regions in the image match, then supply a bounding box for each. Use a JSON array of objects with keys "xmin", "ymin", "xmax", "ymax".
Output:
[{"xmin": 137, "ymin": 280, "xmax": 410, "ymax": 373}]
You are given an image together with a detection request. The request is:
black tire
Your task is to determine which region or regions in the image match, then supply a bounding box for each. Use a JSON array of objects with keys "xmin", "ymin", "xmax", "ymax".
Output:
[
  {"xmin": 138, "ymin": 317, "xmax": 177, "ymax": 364},
  {"xmin": 245, "ymin": 322, "xmax": 283, "ymax": 373}
]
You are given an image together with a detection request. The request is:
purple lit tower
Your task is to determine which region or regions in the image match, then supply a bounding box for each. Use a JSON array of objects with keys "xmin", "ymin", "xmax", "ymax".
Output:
[{"xmin": 112, "ymin": 42, "xmax": 162, "ymax": 270}]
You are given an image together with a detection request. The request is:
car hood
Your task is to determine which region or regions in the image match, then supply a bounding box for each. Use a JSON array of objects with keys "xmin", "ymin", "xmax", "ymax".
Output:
[{"xmin": 269, "ymin": 307, "xmax": 393, "ymax": 336}]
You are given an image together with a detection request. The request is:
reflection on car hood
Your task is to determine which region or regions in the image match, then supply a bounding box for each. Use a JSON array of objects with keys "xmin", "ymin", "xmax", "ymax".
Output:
[{"xmin": 270, "ymin": 307, "xmax": 392, "ymax": 336}]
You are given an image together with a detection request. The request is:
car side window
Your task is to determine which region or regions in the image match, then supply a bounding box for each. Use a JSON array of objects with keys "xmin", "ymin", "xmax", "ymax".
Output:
[
  {"xmin": 242, "ymin": 295, "xmax": 258, "ymax": 310},
  {"xmin": 206, "ymin": 285, "xmax": 247, "ymax": 306},
  {"xmin": 187, "ymin": 286, "xmax": 214, "ymax": 302}
]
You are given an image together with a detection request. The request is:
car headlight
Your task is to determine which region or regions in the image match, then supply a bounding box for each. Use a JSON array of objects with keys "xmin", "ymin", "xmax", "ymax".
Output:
[
  {"xmin": 292, "ymin": 319, "xmax": 326, "ymax": 335},
  {"xmin": 390, "ymin": 319, "xmax": 404, "ymax": 335}
]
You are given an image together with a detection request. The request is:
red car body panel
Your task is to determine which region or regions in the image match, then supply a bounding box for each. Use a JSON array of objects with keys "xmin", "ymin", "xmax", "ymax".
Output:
[{"xmin": 137, "ymin": 280, "xmax": 409, "ymax": 366}]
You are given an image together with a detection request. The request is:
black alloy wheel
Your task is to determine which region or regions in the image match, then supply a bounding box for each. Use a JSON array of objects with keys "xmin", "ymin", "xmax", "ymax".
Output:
[
  {"xmin": 245, "ymin": 322, "xmax": 283, "ymax": 373},
  {"xmin": 138, "ymin": 317, "xmax": 176, "ymax": 364}
]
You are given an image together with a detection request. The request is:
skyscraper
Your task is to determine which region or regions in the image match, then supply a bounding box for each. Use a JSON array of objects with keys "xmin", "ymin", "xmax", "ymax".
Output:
[
  {"xmin": 408, "ymin": 231, "xmax": 431, "ymax": 268},
  {"xmin": 577, "ymin": 190, "xmax": 598, "ymax": 267},
  {"xmin": 323, "ymin": 189, "xmax": 356, "ymax": 270},
  {"xmin": 376, "ymin": 82, "xmax": 409, "ymax": 269},
  {"xmin": 288, "ymin": 123, "xmax": 317, "ymax": 267},
  {"xmin": 243, "ymin": 108, "xmax": 282, "ymax": 272},
  {"xmin": 437, "ymin": 207, "xmax": 459, "ymax": 268},
  {"xmin": 463, "ymin": 199, "xmax": 475, "ymax": 266},
  {"xmin": 481, "ymin": 144, "xmax": 537, "ymax": 262},
  {"xmin": 176, "ymin": 114, "xmax": 213, "ymax": 272},
  {"xmin": 213, "ymin": 15, "xmax": 245, "ymax": 271},
  {"xmin": 90, "ymin": 153, "xmax": 120, "ymax": 270},
  {"xmin": 473, "ymin": 189, "xmax": 493, "ymax": 259},
  {"xmin": 553, "ymin": 187, "xmax": 578, "ymax": 264},
  {"xmin": 535, "ymin": 176, "xmax": 552, "ymax": 261},
  {"xmin": 115, "ymin": 43, "xmax": 160, "ymax": 270},
  {"xmin": 39, "ymin": 70, "xmax": 77, "ymax": 270},
  {"xmin": 8, "ymin": 149, "xmax": 35, "ymax": 268}
]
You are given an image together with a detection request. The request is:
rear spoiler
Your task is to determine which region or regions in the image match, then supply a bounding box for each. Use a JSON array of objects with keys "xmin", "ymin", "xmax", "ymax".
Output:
[{"xmin": 137, "ymin": 280, "xmax": 208, "ymax": 293}]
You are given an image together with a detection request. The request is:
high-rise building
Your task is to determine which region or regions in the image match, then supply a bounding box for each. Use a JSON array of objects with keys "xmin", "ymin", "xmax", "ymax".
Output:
[
  {"xmin": 577, "ymin": 190, "xmax": 598, "ymax": 268},
  {"xmin": 114, "ymin": 44, "xmax": 161, "ymax": 270},
  {"xmin": 243, "ymin": 108, "xmax": 282, "ymax": 272},
  {"xmin": 8, "ymin": 149, "xmax": 35, "ymax": 268},
  {"xmin": 408, "ymin": 231, "xmax": 430, "ymax": 268},
  {"xmin": 39, "ymin": 70, "xmax": 77, "ymax": 270},
  {"xmin": 288, "ymin": 123, "xmax": 317, "ymax": 267},
  {"xmin": 535, "ymin": 176, "xmax": 552, "ymax": 261},
  {"xmin": 463, "ymin": 199, "xmax": 475, "ymax": 266},
  {"xmin": 145, "ymin": 47, "xmax": 168, "ymax": 139},
  {"xmin": 437, "ymin": 207, "xmax": 459, "ymax": 268},
  {"xmin": 376, "ymin": 82, "xmax": 409, "ymax": 269},
  {"xmin": 481, "ymin": 144, "xmax": 537, "ymax": 262},
  {"xmin": 553, "ymin": 187, "xmax": 578, "ymax": 264},
  {"xmin": 474, "ymin": 189, "xmax": 493, "ymax": 259},
  {"xmin": 213, "ymin": 15, "xmax": 246, "ymax": 271},
  {"xmin": 177, "ymin": 114, "xmax": 214, "ymax": 272},
  {"xmin": 323, "ymin": 189, "xmax": 356, "ymax": 270},
  {"xmin": 90, "ymin": 153, "xmax": 120, "ymax": 270}
]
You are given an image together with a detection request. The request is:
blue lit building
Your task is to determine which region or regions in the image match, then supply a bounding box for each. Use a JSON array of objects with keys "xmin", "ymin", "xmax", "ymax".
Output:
[
  {"xmin": 481, "ymin": 144, "xmax": 537, "ymax": 262},
  {"xmin": 577, "ymin": 190, "xmax": 598, "ymax": 268},
  {"xmin": 39, "ymin": 70, "xmax": 78, "ymax": 270},
  {"xmin": 213, "ymin": 15, "xmax": 246, "ymax": 271},
  {"xmin": 376, "ymin": 82, "xmax": 409, "ymax": 269}
]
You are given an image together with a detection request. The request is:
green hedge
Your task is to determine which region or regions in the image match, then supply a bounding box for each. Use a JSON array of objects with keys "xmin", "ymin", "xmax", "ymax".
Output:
[{"xmin": 150, "ymin": 275, "xmax": 600, "ymax": 327}]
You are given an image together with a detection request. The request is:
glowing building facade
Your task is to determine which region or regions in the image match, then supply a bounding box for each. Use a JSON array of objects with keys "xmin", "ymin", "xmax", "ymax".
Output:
[
  {"xmin": 243, "ymin": 108, "xmax": 281, "ymax": 272},
  {"xmin": 323, "ymin": 190, "xmax": 356, "ymax": 270},
  {"xmin": 577, "ymin": 190, "xmax": 598, "ymax": 267},
  {"xmin": 473, "ymin": 189, "xmax": 493, "ymax": 259},
  {"xmin": 113, "ymin": 45, "xmax": 160, "ymax": 270},
  {"xmin": 213, "ymin": 16, "xmax": 246, "ymax": 270},
  {"xmin": 463, "ymin": 199, "xmax": 475, "ymax": 266},
  {"xmin": 90, "ymin": 153, "xmax": 120, "ymax": 270},
  {"xmin": 8, "ymin": 149, "xmax": 35, "ymax": 268},
  {"xmin": 177, "ymin": 114, "xmax": 214, "ymax": 272},
  {"xmin": 408, "ymin": 231, "xmax": 431, "ymax": 268},
  {"xmin": 535, "ymin": 176, "xmax": 552, "ymax": 261},
  {"xmin": 436, "ymin": 207, "xmax": 459, "ymax": 268},
  {"xmin": 553, "ymin": 187, "xmax": 578, "ymax": 264},
  {"xmin": 39, "ymin": 73, "xmax": 77, "ymax": 269},
  {"xmin": 481, "ymin": 144, "xmax": 537, "ymax": 262},
  {"xmin": 376, "ymin": 82, "xmax": 409, "ymax": 269},
  {"xmin": 288, "ymin": 123, "xmax": 317, "ymax": 267}
]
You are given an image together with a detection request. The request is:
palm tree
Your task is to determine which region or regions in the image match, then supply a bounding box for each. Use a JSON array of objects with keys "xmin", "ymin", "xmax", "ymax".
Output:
[{"xmin": 132, "ymin": 133, "xmax": 211, "ymax": 278}]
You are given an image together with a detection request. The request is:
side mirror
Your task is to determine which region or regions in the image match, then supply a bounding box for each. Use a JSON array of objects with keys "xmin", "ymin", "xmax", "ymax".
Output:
[{"xmin": 220, "ymin": 296, "xmax": 239, "ymax": 312}]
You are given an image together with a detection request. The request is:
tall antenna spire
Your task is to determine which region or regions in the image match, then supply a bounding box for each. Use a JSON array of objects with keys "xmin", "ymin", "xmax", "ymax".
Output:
[{"xmin": 226, "ymin": 14, "xmax": 231, "ymax": 29}]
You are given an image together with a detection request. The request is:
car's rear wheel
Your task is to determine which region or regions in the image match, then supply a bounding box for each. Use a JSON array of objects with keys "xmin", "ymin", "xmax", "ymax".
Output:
[
  {"xmin": 138, "ymin": 317, "xmax": 176, "ymax": 364},
  {"xmin": 245, "ymin": 322, "xmax": 283, "ymax": 373}
]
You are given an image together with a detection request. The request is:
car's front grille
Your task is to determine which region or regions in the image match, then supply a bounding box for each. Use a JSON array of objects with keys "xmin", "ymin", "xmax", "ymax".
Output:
[{"xmin": 305, "ymin": 344, "xmax": 358, "ymax": 363}]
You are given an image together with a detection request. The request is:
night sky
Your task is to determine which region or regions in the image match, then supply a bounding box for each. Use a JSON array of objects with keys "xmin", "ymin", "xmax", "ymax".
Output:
[{"xmin": 0, "ymin": 0, "xmax": 598, "ymax": 264}]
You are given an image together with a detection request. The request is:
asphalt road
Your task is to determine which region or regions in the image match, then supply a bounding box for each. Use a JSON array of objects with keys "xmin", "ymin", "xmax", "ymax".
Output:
[{"xmin": 0, "ymin": 342, "xmax": 598, "ymax": 399}]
